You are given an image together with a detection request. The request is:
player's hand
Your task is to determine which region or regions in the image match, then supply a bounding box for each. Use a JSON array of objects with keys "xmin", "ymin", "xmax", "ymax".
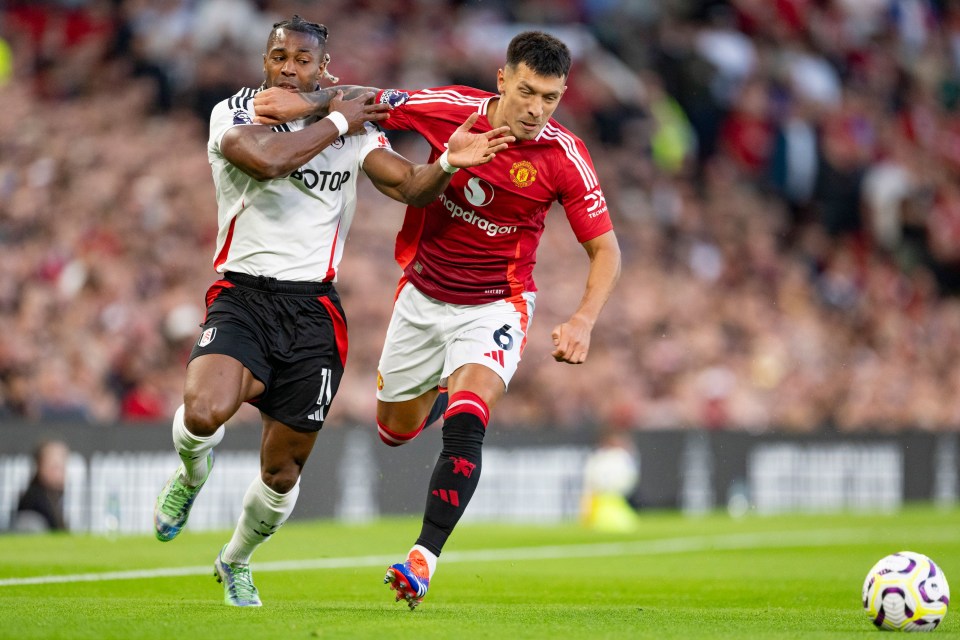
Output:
[
  {"xmin": 253, "ymin": 87, "xmax": 314, "ymax": 125},
  {"xmin": 551, "ymin": 314, "xmax": 593, "ymax": 364},
  {"xmin": 328, "ymin": 90, "xmax": 389, "ymax": 135},
  {"xmin": 445, "ymin": 113, "xmax": 515, "ymax": 169}
]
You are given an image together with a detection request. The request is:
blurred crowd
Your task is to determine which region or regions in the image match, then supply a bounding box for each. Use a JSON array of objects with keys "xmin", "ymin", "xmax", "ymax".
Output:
[{"xmin": 4, "ymin": 0, "xmax": 960, "ymax": 433}]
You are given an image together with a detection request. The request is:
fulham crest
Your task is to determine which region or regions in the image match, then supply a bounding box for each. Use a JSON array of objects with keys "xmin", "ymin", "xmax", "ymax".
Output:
[{"xmin": 197, "ymin": 327, "xmax": 217, "ymax": 347}]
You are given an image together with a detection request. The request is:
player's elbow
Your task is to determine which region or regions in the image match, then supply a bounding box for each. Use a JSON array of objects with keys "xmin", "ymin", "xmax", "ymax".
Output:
[
  {"xmin": 608, "ymin": 249, "xmax": 623, "ymax": 287},
  {"xmin": 589, "ymin": 233, "xmax": 622, "ymax": 269},
  {"xmin": 609, "ymin": 243, "xmax": 623, "ymax": 278},
  {"xmin": 224, "ymin": 134, "xmax": 292, "ymax": 181}
]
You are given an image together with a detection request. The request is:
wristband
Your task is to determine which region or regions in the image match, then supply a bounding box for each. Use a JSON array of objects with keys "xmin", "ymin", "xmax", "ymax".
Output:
[
  {"xmin": 325, "ymin": 111, "xmax": 349, "ymax": 136},
  {"xmin": 438, "ymin": 149, "xmax": 460, "ymax": 174}
]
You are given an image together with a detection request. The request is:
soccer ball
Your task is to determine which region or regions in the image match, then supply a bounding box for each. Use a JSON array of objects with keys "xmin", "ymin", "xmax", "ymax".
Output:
[{"xmin": 862, "ymin": 551, "xmax": 950, "ymax": 631}]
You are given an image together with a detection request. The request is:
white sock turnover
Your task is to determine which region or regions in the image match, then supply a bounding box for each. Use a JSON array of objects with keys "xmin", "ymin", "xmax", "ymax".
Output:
[
  {"xmin": 223, "ymin": 476, "xmax": 300, "ymax": 565},
  {"xmin": 171, "ymin": 403, "xmax": 225, "ymax": 486}
]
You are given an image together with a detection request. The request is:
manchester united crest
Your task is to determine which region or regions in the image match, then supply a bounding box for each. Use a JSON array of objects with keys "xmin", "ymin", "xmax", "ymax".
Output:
[{"xmin": 510, "ymin": 160, "xmax": 537, "ymax": 188}]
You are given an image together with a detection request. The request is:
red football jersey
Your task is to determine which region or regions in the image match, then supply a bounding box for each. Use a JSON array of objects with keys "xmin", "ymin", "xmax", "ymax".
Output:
[{"xmin": 376, "ymin": 86, "xmax": 613, "ymax": 305}]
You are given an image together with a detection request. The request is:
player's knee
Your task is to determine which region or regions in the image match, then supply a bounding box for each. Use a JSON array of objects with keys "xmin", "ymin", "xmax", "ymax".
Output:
[
  {"xmin": 260, "ymin": 467, "xmax": 299, "ymax": 494},
  {"xmin": 182, "ymin": 396, "xmax": 233, "ymax": 435},
  {"xmin": 378, "ymin": 434, "xmax": 407, "ymax": 447},
  {"xmin": 379, "ymin": 433, "xmax": 414, "ymax": 447},
  {"xmin": 377, "ymin": 418, "xmax": 425, "ymax": 447}
]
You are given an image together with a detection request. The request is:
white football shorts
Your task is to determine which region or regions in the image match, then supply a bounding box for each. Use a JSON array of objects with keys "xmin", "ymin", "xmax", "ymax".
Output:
[{"xmin": 376, "ymin": 281, "xmax": 536, "ymax": 402}]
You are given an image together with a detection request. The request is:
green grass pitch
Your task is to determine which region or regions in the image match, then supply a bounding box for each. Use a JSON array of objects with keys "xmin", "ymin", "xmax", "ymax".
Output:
[{"xmin": 1, "ymin": 506, "xmax": 958, "ymax": 639}]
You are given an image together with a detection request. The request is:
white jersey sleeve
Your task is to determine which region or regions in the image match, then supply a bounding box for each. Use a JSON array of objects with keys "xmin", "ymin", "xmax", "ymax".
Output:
[
  {"xmin": 356, "ymin": 124, "xmax": 392, "ymax": 170},
  {"xmin": 209, "ymin": 88, "xmax": 258, "ymax": 152},
  {"xmin": 206, "ymin": 87, "xmax": 392, "ymax": 282}
]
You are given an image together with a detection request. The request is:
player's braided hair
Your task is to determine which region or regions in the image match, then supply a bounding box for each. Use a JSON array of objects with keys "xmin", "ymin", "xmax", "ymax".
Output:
[
  {"xmin": 271, "ymin": 14, "xmax": 328, "ymax": 45},
  {"xmin": 269, "ymin": 15, "xmax": 339, "ymax": 83},
  {"xmin": 506, "ymin": 31, "xmax": 572, "ymax": 79}
]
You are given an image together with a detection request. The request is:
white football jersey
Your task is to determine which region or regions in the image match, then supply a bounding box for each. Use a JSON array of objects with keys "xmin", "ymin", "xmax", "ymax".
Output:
[{"xmin": 207, "ymin": 87, "xmax": 390, "ymax": 282}]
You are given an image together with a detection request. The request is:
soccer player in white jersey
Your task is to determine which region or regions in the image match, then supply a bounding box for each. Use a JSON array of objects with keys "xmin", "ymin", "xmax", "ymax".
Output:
[
  {"xmin": 254, "ymin": 30, "xmax": 621, "ymax": 609},
  {"xmin": 152, "ymin": 15, "xmax": 513, "ymax": 608}
]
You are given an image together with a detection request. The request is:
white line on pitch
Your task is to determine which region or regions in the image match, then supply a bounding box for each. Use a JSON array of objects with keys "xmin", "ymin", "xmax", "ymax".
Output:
[{"xmin": 0, "ymin": 527, "xmax": 936, "ymax": 588}]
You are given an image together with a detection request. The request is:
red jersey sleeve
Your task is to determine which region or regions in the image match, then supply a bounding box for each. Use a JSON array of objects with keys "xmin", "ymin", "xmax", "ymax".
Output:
[
  {"xmin": 374, "ymin": 88, "xmax": 420, "ymax": 131},
  {"xmin": 551, "ymin": 130, "xmax": 613, "ymax": 243}
]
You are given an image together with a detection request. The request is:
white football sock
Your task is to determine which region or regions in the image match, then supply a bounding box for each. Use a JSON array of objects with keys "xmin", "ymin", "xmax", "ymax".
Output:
[
  {"xmin": 223, "ymin": 476, "xmax": 300, "ymax": 565},
  {"xmin": 411, "ymin": 544, "xmax": 438, "ymax": 578},
  {"xmin": 171, "ymin": 404, "xmax": 224, "ymax": 486}
]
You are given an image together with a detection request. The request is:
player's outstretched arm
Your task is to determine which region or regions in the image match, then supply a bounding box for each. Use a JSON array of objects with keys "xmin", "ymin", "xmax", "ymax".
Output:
[
  {"xmin": 551, "ymin": 230, "xmax": 622, "ymax": 364},
  {"xmin": 254, "ymin": 85, "xmax": 379, "ymax": 125},
  {"xmin": 362, "ymin": 113, "xmax": 514, "ymax": 207},
  {"xmin": 223, "ymin": 91, "xmax": 388, "ymax": 181}
]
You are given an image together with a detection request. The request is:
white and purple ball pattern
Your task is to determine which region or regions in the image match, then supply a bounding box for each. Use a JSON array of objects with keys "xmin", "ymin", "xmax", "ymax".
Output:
[{"xmin": 863, "ymin": 551, "xmax": 950, "ymax": 632}]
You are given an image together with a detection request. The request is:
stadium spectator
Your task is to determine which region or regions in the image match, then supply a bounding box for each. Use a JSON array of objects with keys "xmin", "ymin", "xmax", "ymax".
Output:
[
  {"xmin": 13, "ymin": 439, "xmax": 70, "ymax": 533},
  {"xmin": 581, "ymin": 430, "xmax": 640, "ymax": 531}
]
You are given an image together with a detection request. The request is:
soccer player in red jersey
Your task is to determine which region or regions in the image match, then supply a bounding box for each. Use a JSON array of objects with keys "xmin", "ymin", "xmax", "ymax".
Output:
[{"xmin": 255, "ymin": 31, "xmax": 621, "ymax": 609}]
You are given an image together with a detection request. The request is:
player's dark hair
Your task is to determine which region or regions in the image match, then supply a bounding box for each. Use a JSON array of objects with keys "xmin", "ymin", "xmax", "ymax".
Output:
[
  {"xmin": 268, "ymin": 14, "xmax": 329, "ymax": 49},
  {"xmin": 505, "ymin": 31, "xmax": 571, "ymax": 79}
]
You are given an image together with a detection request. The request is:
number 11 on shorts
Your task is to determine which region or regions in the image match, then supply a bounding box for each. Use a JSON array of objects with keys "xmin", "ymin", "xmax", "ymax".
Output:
[{"xmin": 307, "ymin": 368, "xmax": 333, "ymax": 422}]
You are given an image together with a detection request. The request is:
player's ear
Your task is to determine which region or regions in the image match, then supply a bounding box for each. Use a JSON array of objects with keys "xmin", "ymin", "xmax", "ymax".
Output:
[
  {"xmin": 320, "ymin": 52, "xmax": 339, "ymax": 85},
  {"xmin": 316, "ymin": 53, "xmax": 329, "ymax": 84},
  {"xmin": 496, "ymin": 68, "xmax": 505, "ymax": 93}
]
